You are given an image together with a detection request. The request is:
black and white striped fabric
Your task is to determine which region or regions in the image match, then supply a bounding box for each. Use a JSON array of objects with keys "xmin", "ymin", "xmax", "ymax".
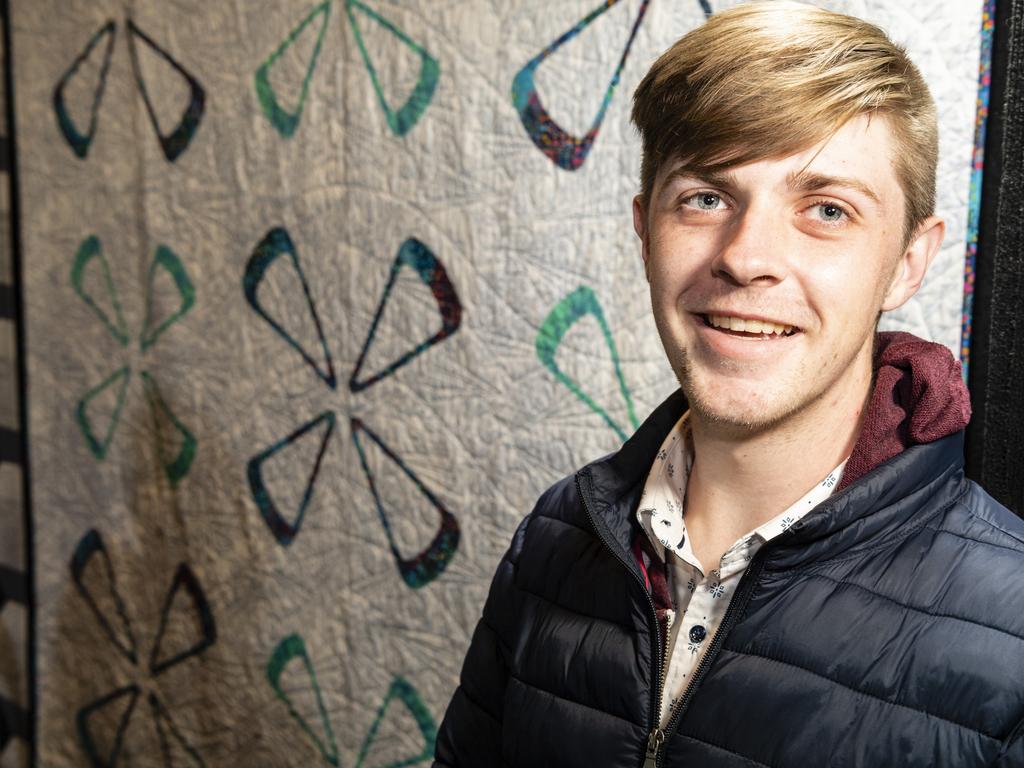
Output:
[{"xmin": 0, "ymin": 4, "xmax": 29, "ymax": 767}]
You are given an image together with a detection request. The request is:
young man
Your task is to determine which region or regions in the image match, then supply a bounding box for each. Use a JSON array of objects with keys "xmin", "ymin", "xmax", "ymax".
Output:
[{"xmin": 436, "ymin": 3, "xmax": 1024, "ymax": 766}]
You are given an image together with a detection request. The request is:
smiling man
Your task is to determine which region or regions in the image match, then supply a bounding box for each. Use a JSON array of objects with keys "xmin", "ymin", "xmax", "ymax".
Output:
[{"xmin": 435, "ymin": 3, "xmax": 1024, "ymax": 767}]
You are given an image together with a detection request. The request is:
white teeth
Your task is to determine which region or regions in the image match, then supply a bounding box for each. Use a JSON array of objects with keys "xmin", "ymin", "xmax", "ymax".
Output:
[{"xmin": 707, "ymin": 315, "xmax": 795, "ymax": 336}]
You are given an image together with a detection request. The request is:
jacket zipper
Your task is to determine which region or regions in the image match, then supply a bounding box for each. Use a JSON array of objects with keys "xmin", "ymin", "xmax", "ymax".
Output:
[
  {"xmin": 582, "ymin": 465, "xmax": 794, "ymax": 768},
  {"xmin": 575, "ymin": 472, "xmax": 667, "ymax": 768},
  {"xmin": 578, "ymin": 468, "xmax": 790, "ymax": 767},
  {"xmin": 652, "ymin": 549, "xmax": 771, "ymax": 767}
]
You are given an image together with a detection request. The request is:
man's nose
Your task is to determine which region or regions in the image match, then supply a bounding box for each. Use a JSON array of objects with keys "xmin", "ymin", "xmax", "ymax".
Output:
[{"xmin": 710, "ymin": 203, "xmax": 787, "ymax": 287}]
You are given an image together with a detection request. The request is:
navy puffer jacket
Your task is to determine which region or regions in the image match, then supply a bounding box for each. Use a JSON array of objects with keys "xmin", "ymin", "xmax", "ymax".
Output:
[{"xmin": 435, "ymin": 389, "xmax": 1024, "ymax": 767}]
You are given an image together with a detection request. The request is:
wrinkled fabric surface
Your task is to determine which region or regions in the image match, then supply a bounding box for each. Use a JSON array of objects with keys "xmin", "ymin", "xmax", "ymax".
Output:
[
  {"xmin": 5, "ymin": 1, "xmax": 991, "ymax": 764},
  {"xmin": 436, "ymin": 375, "xmax": 1024, "ymax": 767}
]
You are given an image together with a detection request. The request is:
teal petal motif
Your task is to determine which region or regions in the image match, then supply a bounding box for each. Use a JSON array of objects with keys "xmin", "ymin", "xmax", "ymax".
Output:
[
  {"xmin": 536, "ymin": 285, "xmax": 639, "ymax": 442},
  {"xmin": 255, "ymin": 0, "xmax": 332, "ymax": 138},
  {"xmin": 72, "ymin": 235, "xmax": 130, "ymax": 347},
  {"xmin": 140, "ymin": 370, "xmax": 197, "ymax": 486},
  {"xmin": 76, "ymin": 366, "xmax": 132, "ymax": 459},
  {"xmin": 140, "ymin": 245, "xmax": 195, "ymax": 352},
  {"xmin": 53, "ymin": 21, "xmax": 117, "ymax": 159},
  {"xmin": 267, "ymin": 634, "xmax": 339, "ymax": 766},
  {"xmin": 355, "ymin": 677, "xmax": 437, "ymax": 768},
  {"xmin": 346, "ymin": 0, "xmax": 439, "ymax": 136}
]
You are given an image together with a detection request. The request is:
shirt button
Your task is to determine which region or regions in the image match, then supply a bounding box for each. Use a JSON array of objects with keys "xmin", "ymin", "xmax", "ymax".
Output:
[{"xmin": 689, "ymin": 625, "xmax": 707, "ymax": 643}]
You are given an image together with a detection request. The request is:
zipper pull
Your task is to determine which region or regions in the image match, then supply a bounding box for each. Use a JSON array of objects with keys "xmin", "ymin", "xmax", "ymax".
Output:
[{"xmin": 644, "ymin": 728, "xmax": 665, "ymax": 768}]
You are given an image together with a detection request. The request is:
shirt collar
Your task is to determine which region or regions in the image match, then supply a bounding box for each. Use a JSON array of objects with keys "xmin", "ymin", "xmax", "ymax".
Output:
[{"xmin": 637, "ymin": 411, "xmax": 847, "ymax": 566}]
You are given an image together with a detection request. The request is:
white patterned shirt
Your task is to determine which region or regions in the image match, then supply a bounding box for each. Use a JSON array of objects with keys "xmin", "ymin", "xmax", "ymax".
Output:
[{"xmin": 637, "ymin": 413, "xmax": 847, "ymax": 726}]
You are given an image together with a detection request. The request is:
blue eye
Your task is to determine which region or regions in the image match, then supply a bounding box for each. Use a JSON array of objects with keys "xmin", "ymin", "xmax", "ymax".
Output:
[
  {"xmin": 691, "ymin": 193, "xmax": 722, "ymax": 210},
  {"xmin": 815, "ymin": 203, "xmax": 846, "ymax": 222}
]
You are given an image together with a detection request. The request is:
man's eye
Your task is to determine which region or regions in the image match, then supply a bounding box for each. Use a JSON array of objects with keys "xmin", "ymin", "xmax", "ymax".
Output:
[
  {"xmin": 812, "ymin": 202, "xmax": 847, "ymax": 223},
  {"xmin": 686, "ymin": 193, "xmax": 724, "ymax": 211}
]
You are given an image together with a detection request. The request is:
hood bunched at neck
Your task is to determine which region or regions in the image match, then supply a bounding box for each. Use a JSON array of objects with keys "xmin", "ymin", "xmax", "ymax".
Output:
[{"xmin": 836, "ymin": 331, "xmax": 972, "ymax": 492}]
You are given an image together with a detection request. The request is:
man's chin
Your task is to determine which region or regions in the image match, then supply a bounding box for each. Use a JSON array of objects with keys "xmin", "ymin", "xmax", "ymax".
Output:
[
  {"xmin": 687, "ymin": 395, "xmax": 792, "ymax": 434},
  {"xmin": 678, "ymin": 373, "xmax": 797, "ymax": 433}
]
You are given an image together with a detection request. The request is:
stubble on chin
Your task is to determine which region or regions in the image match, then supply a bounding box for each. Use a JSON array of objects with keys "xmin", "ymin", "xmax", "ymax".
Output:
[{"xmin": 672, "ymin": 346, "xmax": 799, "ymax": 435}]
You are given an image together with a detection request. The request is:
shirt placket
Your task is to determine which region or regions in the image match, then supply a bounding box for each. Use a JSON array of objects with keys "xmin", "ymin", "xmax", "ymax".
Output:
[
  {"xmin": 660, "ymin": 536, "xmax": 760, "ymax": 721},
  {"xmin": 681, "ymin": 555, "xmax": 739, "ymax": 666}
]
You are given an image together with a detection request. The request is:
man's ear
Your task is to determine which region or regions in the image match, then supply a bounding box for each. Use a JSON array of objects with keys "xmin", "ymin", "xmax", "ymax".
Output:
[
  {"xmin": 632, "ymin": 195, "xmax": 651, "ymax": 282},
  {"xmin": 881, "ymin": 215, "xmax": 945, "ymax": 311}
]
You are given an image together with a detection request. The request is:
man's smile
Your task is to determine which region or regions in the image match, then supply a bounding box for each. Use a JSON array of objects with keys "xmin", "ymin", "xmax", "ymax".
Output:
[
  {"xmin": 700, "ymin": 313, "xmax": 799, "ymax": 337},
  {"xmin": 686, "ymin": 309, "xmax": 806, "ymax": 364}
]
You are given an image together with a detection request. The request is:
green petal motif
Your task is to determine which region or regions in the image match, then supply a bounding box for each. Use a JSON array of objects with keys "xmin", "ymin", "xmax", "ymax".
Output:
[
  {"xmin": 76, "ymin": 366, "xmax": 131, "ymax": 459},
  {"xmin": 141, "ymin": 371, "xmax": 197, "ymax": 486},
  {"xmin": 141, "ymin": 245, "xmax": 196, "ymax": 352},
  {"xmin": 346, "ymin": 0, "xmax": 439, "ymax": 136},
  {"xmin": 267, "ymin": 634, "xmax": 339, "ymax": 766},
  {"xmin": 255, "ymin": 0, "xmax": 332, "ymax": 138},
  {"xmin": 536, "ymin": 285, "xmax": 639, "ymax": 442},
  {"xmin": 354, "ymin": 676, "xmax": 437, "ymax": 768},
  {"xmin": 71, "ymin": 235, "xmax": 130, "ymax": 347}
]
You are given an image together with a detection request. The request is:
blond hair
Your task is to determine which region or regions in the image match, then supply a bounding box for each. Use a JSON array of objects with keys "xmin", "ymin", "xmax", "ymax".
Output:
[{"xmin": 631, "ymin": 1, "xmax": 938, "ymax": 240}]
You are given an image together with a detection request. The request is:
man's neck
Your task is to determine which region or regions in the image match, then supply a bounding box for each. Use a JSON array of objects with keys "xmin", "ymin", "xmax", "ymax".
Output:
[{"xmin": 681, "ymin": 356, "xmax": 873, "ymax": 571}]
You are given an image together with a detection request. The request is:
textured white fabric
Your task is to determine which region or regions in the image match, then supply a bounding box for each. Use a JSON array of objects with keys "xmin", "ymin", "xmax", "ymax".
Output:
[{"xmin": 637, "ymin": 414, "xmax": 846, "ymax": 725}]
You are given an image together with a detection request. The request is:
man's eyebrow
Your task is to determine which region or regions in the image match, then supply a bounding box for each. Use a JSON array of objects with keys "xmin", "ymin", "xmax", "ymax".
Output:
[
  {"xmin": 787, "ymin": 171, "xmax": 882, "ymax": 205},
  {"xmin": 662, "ymin": 166, "xmax": 738, "ymax": 190}
]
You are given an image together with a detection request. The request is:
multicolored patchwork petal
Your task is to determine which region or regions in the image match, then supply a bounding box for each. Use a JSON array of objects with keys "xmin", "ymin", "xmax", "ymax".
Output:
[
  {"xmin": 511, "ymin": 0, "xmax": 649, "ymax": 170},
  {"xmin": 349, "ymin": 238, "xmax": 461, "ymax": 393},
  {"xmin": 350, "ymin": 417, "xmax": 460, "ymax": 589},
  {"xmin": 247, "ymin": 410, "xmax": 336, "ymax": 546},
  {"xmin": 244, "ymin": 228, "xmax": 337, "ymax": 389}
]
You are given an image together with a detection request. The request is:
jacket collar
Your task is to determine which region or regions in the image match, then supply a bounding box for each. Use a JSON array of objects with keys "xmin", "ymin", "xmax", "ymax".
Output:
[
  {"xmin": 578, "ymin": 331, "xmax": 970, "ymax": 568},
  {"xmin": 578, "ymin": 390, "xmax": 687, "ymax": 564},
  {"xmin": 580, "ymin": 391, "xmax": 966, "ymax": 570},
  {"xmin": 765, "ymin": 430, "xmax": 965, "ymax": 568}
]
